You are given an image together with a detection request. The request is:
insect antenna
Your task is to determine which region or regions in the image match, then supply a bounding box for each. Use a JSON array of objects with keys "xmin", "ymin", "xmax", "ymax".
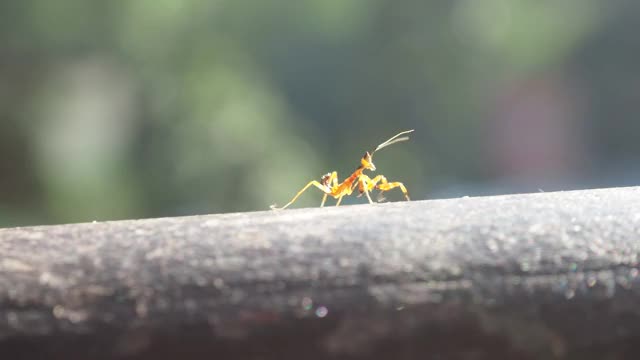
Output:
[{"xmin": 372, "ymin": 129, "xmax": 414, "ymax": 154}]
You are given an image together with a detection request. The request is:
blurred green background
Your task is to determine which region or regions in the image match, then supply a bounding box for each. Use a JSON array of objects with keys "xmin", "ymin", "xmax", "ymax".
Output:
[{"xmin": 2, "ymin": 1, "xmax": 640, "ymax": 227}]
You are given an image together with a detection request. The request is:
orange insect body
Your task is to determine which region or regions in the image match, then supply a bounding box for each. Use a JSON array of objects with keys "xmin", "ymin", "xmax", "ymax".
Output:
[{"xmin": 272, "ymin": 130, "xmax": 413, "ymax": 209}]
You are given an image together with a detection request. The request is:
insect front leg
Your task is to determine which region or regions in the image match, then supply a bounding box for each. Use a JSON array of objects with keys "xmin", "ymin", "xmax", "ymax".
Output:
[
  {"xmin": 369, "ymin": 175, "xmax": 410, "ymax": 201},
  {"xmin": 357, "ymin": 175, "xmax": 375, "ymax": 204}
]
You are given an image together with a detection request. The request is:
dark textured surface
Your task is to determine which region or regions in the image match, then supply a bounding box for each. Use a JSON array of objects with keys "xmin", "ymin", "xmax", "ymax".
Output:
[{"xmin": 2, "ymin": 187, "xmax": 640, "ymax": 359}]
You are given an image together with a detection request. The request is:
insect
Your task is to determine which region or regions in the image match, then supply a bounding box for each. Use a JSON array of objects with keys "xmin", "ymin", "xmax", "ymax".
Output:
[{"xmin": 271, "ymin": 130, "xmax": 413, "ymax": 209}]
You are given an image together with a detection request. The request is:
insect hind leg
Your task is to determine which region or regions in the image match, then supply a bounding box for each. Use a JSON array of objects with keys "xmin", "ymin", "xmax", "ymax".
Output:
[{"xmin": 272, "ymin": 180, "xmax": 331, "ymax": 210}]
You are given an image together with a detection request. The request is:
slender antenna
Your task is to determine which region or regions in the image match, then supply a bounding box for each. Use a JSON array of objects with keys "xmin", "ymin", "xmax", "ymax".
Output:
[{"xmin": 372, "ymin": 129, "xmax": 414, "ymax": 154}]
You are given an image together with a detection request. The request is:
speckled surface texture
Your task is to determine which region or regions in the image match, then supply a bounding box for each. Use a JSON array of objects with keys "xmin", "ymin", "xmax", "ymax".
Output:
[{"xmin": 2, "ymin": 187, "xmax": 640, "ymax": 359}]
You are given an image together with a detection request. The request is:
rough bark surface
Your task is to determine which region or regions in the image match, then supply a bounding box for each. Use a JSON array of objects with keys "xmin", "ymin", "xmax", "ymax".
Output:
[{"xmin": 2, "ymin": 187, "xmax": 640, "ymax": 359}]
